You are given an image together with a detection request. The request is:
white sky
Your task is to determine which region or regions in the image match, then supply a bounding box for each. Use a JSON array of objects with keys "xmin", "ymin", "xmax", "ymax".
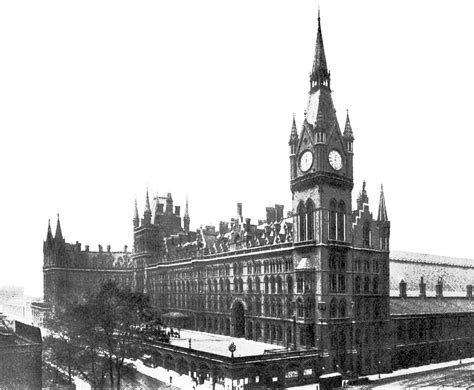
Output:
[{"xmin": 1, "ymin": 1, "xmax": 474, "ymax": 296}]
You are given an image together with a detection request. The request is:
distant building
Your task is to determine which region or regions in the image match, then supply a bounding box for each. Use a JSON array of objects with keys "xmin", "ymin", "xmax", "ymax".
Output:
[
  {"xmin": 41, "ymin": 10, "xmax": 473, "ymax": 384},
  {"xmin": 0, "ymin": 318, "xmax": 42, "ymax": 388}
]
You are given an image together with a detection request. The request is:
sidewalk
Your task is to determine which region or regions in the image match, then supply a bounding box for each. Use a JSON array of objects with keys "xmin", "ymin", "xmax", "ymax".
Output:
[{"xmin": 288, "ymin": 357, "xmax": 474, "ymax": 389}]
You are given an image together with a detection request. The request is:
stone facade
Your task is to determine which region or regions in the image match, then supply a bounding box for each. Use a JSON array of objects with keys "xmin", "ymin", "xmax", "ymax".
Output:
[{"xmin": 42, "ymin": 12, "xmax": 474, "ymax": 380}]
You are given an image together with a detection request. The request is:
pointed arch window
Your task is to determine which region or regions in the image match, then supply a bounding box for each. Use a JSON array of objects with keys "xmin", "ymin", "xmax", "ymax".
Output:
[
  {"xmin": 297, "ymin": 201, "xmax": 306, "ymax": 242},
  {"xmin": 306, "ymin": 199, "xmax": 315, "ymax": 241},
  {"xmin": 329, "ymin": 298, "xmax": 338, "ymax": 318},
  {"xmin": 337, "ymin": 201, "xmax": 346, "ymax": 241},
  {"xmin": 362, "ymin": 221, "xmax": 371, "ymax": 248},
  {"xmin": 339, "ymin": 299, "xmax": 347, "ymax": 318},
  {"xmin": 287, "ymin": 275, "xmax": 293, "ymax": 294},
  {"xmin": 296, "ymin": 298, "xmax": 304, "ymax": 318},
  {"xmin": 329, "ymin": 199, "xmax": 337, "ymax": 240}
]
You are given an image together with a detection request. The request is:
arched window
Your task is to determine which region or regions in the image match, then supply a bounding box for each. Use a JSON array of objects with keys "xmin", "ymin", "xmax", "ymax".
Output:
[
  {"xmin": 337, "ymin": 201, "xmax": 345, "ymax": 241},
  {"xmin": 213, "ymin": 279, "xmax": 218, "ymax": 292},
  {"xmin": 329, "ymin": 199, "xmax": 337, "ymax": 239},
  {"xmin": 355, "ymin": 276, "xmax": 361, "ymax": 294},
  {"xmin": 306, "ymin": 199, "xmax": 315, "ymax": 241},
  {"xmin": 277, "ymin": 300, "xmax": 283, "ymax": 317},
  {"xmin": 219, "ymin": 278, "xmax": 224, "ymax": 291},
  {"xmin": 373, "ymin": 277, "xmax": 379, "ymax": 294},
  {"xmin": 364, "ymin": 276, "xmax": 370, "ymax": 294},
  {"xmin": 264, "ymin": 276, "xmax": 269, "ymax": 294},
  {"xmin": 276, "ymin": 276, "xmax": 283, "ymax": 293},
  {"xmin": 297, "ymin": 201, "xmax": 306, "ymax": 241},
  {"xmin": 226, "ymin": 279, "xmax": 230, "ymax": 292},
  {"xmin": 270, "ymin": 276, "xmax": 276, "ymax": 294},
  {"xmin": 362, "ymin": 221, "xmax": 371, "ymax": 248},
  {"xmin": 247, "ymin": 277, "xmax": 253, "ymax": 292},
  {"xmin": 296, "ymin": 298, "xmax": 304, "ymax": 318},
  {"xmin": 271, "ymin": 299, "xmax": 276, "ymax": 317},
  {"xmin": 305, "ymin": 297, "xmax": 314, "ymax": 318},
  {"xmin": 287, "ymin": 276, "xmax": 293, "ymax": 294},
  {"xmin": 339, "ymin": 299, "xmax": 346, "ymax": 318},
  {"xmin": 329, "ymin": 298, "xmax": 338, "ymax": 318},
  {"xmin": 255, "ymin": 276, "xmax": 261, "ymax": 292},
  {"xmin": 255, "ymin": 298, "xmax": 261, "ymax": 316}
]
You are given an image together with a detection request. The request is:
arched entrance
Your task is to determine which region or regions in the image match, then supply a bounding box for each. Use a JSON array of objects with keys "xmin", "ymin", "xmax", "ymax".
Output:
[{"xmin": 231, "ymin": 301, "xmax": 245, "ymax": 337}]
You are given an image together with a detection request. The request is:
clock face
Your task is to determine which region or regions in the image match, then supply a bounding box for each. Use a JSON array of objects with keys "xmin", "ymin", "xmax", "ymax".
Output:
[
  {"xmin": 328, "ymin": 150, "xmax": 343, "ymax": 171},
  {"xmin": 299, "ymin": 150, "xmax": 313, "ymax": 172}
]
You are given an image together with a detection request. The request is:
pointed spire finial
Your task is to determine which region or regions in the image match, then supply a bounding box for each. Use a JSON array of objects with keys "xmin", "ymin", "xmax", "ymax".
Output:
[
  {"xmin": 289, "ymin": 113, "xmax": 299, "ymax": 145},
  {"xmin": 378, "ymin": 184, "xmax": 388, "ymax": 221},
  {"xmin": 144, "ymin": 188, "xmax": 151, "ymax": 214},
  {"xmin": 310, "ymin": 6, "xmax": 330, "ymax": 91},
  {"xmin": 133, "ymin": 197, "xmax": 139, "ymax": 220}
]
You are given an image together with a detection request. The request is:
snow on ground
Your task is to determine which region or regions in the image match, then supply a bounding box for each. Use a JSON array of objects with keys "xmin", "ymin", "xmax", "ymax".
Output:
[{"xmin": 167, "ymin": 328, "xmax": 283, "ymax": 357}]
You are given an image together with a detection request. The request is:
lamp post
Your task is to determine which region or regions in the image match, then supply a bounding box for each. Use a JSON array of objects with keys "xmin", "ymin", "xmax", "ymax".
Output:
[
  {"xmin": 228, "ymin": 341, "xmax": 236, "ymax": 358},
  {"xmin": 377, "ymin": 360, "xmax": 382, "ymax": 379},
  {"xmin": 188, "ymin": 337, "xmax": 192, "ymax": 349}
]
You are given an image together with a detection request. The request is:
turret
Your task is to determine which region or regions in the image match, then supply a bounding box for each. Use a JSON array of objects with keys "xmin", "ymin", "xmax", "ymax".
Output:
[
  {"xmin": 54, "ymin": 214, "xmax": 63, "ymax": 241},
  {"xmin": 343, "ymin": 110, "xmax": 354, "ymax": 153},
  {"xmin": 377, "ymin": 185, "xmax": 390, "ymax": 250},
  {"xmin": 356, "ymin": 181, "xmax": 369, "ymax": 211},
  {"xmin": 166, "ymin": 193, "xmax": 173, "ymax": 214},
  {"xmin": 143, "ymin": 189, "xmax": 152, "ymax": 226},
  {"xmin": 183, "ymin": 196, "xmax": 190, "ymax": 233},
  {"xmin": 133, "ymin": 198, "xmax": 139, "ymax": 229},
  {"xmin": 44, "ymin": 219, "xmax": 54, "ymax": 252},
  {"xmin": 289, "ymin": 114, "xmax": 299, "ymax": 180}
]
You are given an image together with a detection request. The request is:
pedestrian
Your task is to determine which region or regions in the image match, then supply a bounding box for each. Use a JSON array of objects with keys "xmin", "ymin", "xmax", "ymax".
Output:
[{"xmin": 170, "ymin": 375, "xmax": 172, "ymax": 383}]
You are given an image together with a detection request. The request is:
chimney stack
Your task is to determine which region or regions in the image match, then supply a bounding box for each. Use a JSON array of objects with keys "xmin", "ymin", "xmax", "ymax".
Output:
[
  {"xmin": 419, "ymin": 276, "xmax": 426, "ymax": 298},
  {"xmin": 107, "ymin": 245, "xmax": 111, "ymax": 252},
  {"xmin": 435, "ymin": 277, "xmax": 443, "ymax": 298},
  {"xmin": 175, "ymin": 206, "xmax": 180, "ymax": 216},
  {"xmin": 124, "ymin": 245, "xmax": 128, "ymax": 253},
  {"xmin": 99, "ymin": 244, "xmax": 103, "ymax": 252},
  {"xmin": 237, "ymin": 203, "xmax": 243, "ymax": 221},
  {"xmin": 399, "ymin": 280, "xmax": 407, "ymax": 298}
]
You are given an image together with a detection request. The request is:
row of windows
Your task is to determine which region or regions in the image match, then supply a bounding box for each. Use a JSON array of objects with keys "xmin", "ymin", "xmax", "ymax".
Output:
[
  {"xmin": 354, "ymin": 258, "xmax": 384, "ymax": 274},
  {"xmin": 296, "ymin": 199, "xmax": 347, "ymax": 242},
  {"xmin": 355, "ymin": 276, "xmax": 380, "ymax": 295}
]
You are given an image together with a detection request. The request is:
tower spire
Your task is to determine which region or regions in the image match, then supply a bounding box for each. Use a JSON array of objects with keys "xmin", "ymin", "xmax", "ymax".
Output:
[
  {"xmin": 143, "ymin": 189, "xmax": 152, "ymax": 225},
  {"xmin": 54, "ymin": 214, "xmax": 63, "ymax": 241},
  {"xmin": 378, "ymin": 184, "xmax": 388, "ymax": 221},
  {"xmin": 47, "ymin": 219, "xmax": 53, "ymax": 240},
  {"xmin": 310, "ymin": 8, "xmax": 330, "ymax": 92}
]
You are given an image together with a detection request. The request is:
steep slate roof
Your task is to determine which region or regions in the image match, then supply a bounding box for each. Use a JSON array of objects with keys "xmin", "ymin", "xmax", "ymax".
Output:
[
  {"xmin": 390, "ymin": 297, "xmax": 474, "ymax": 316},
  {"xmin": 391, "ymin": 250, "xmax": 474, "ymax": 268},
  {"xmin": 389, "ymin": 250, "xmax": 474, "ymax": 296}
]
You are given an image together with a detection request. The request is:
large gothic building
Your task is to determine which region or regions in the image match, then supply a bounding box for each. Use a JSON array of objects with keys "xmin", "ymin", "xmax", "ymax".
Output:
[{"xmin": 42, "ymin": 13, "xmax": 473, "ymax": 380}]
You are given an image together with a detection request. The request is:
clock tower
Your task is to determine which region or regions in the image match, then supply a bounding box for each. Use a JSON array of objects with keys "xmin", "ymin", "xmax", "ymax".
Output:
[
  {"xmin": 289, "ymin": 11, "xmax": 390, "ymax": 375},
  {"xmin": 289, "ymin": 11, "xmax": 354, "ymax": 245}
]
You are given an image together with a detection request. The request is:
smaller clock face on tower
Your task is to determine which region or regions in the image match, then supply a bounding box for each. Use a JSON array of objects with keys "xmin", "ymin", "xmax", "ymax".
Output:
[
  {"xmin": 299, "ymin": 150, "xmax": 313, "ymax": 172},
  {"xmin": 328, "ymin": 150, "xmax": 343, "ymax": 171}
]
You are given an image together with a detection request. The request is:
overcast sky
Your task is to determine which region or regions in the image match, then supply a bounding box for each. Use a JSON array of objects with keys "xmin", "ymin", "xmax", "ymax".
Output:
[{"xmin": 1, "ymin": 1, "xmax": 473, "ymax": 296}]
